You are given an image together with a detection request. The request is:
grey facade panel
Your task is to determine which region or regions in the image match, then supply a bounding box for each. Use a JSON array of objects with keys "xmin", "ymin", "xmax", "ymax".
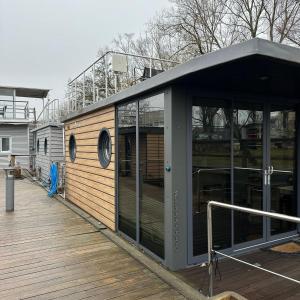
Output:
[
  {"xmin": 0, "ymin": 124, "xmax": 29, "ymax": 169},
  {"xmin": 34, "ymin": 125, "xmax": 64, "ymax": 183}
]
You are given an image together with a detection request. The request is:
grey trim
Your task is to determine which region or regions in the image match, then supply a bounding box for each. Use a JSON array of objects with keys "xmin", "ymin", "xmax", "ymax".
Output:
[
  {"xmin": 297, "ymin": 106, "xmax": 300, "ymax": 233},
  {"xmin": 136, "ymin": 100, "xmax": 140, "ymax": 246},
  {"xmin": 31, "ymin": 123, "xmax": 64, "ymax": 133},
  {"xmin": 0, "ymin": 85, "xmax": 49, "ymax": 98},
  {"xmin": 63, "ymin": 38, "xmax": 300, "ymax": 123}
]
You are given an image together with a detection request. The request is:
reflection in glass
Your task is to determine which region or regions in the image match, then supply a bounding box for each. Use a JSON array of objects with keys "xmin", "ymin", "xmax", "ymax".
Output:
[
  {"xmin": 270, "ymin": 109, "xmax": 296, "ymax": 235},
  {"xmin": 118, "ymin": 102, "xmax": 137, "ymax": 240},
  {"xmin": 233, "ymin": 108, "xmax": 264, "ymax": 244},
  {"xmin": 139, "ymin": 94, "xmax": 165, "ymax": 258},
  {"xmin": 192, "ymin": 105, "xmax": 231, "ymax": 256}
]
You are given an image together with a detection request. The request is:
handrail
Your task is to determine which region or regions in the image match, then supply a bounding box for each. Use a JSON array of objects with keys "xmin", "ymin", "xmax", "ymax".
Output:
[
  {"xmin": 36, "ymin": 98, "xmax": 60, "ymax": 122},
  {"xmin": 207, "ymin": 201, "xmax": 300, "ymax": 297},
  {"xmin": 68, "ymin": 50, "xmax": 180, "ymax": 85}
]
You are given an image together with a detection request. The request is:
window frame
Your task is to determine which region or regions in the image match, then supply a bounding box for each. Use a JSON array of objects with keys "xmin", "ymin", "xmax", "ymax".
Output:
[
  {"xmin": 98, "ymin": 128, "xmax": 112, "ymax": 168},
  {"xmin": 0, "ymin": 136, "xmax": 12, "ymax": 154},
  {"xmin": 69, "ymin": 134, "xmax": 76, "ymax": 162}
]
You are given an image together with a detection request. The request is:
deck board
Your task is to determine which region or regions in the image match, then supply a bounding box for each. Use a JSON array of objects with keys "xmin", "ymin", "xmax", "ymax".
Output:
[
  {"xmin": 0, "ymin": 172, "xmax": 184, "ymax": 300},
  {"xmin": 176, "ymin": 247, "xmax": 300, "ymax": 299}
]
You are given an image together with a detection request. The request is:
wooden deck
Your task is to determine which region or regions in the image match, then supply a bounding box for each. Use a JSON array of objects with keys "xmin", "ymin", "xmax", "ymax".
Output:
[
  {"xmin": 176, "ymin": 247, "xmax": 300, "ymax": 299},
  {"xmin": 0, "ymin": 172, "xmax": 184, "ymax": 300}
]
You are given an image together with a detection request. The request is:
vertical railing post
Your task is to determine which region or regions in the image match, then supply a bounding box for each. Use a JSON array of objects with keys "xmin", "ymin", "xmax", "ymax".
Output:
[
  {"xmin": 92, "ymin": 64, "xmax": 96, "ymax": 103},
  {"xmin": 104, "ymin": 57, "xmax": 108, "ymax": 98},
  {"xmin": 75, "ymin": 80, "xmax": 77, "ymax": 111},
  {"xmin": 83, "ymin": 72, "xmax": 86, "ymax": 108},
  {"xmin": 114, "ymin": 73, "xmax": 117, "ymax": 94},
  {"xmin": 149, "ymin": 57, "xmax": 152, "ymax": 78},
  {"xmin": 207, "ymin": 202, "xmax": 213, "ymax": 297}
]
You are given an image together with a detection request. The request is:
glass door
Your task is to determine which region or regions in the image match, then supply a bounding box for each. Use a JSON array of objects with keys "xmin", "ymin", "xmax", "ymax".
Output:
[
  {"xmin": 190, "ymin": 101, "xmax": 298, "ymax": 263},
  {"xmin": 233, "ymin": 105, "xmax": 265, "ymax": 246},
  {"xmin": 267, "ymin": 107, "xmax": 297, "ymax": 238}
]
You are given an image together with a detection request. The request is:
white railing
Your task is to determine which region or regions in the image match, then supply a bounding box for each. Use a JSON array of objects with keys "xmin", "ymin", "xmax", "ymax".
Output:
[
  {"xmin": 207, "ymin": 201, "xmax": 300, "ymax": 297},
  {"xmin": 67, "ymin": 51, "xmax": 179, "ymax": 113},
  {"xmin": 0, "ymin": 99, "xmax": 36, "ymax": 121}
]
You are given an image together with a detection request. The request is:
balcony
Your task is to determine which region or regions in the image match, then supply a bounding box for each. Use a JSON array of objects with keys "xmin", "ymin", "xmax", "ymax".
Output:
[{"xmin": 0, "ymin": 99, "xmax": 36, "ymax": 123}]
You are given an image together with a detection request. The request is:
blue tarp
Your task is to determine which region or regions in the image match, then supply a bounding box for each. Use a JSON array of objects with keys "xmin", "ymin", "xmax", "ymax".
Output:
[{"xmin": 48, "ymin": 163, "xmax": 58, "ymax": 197}]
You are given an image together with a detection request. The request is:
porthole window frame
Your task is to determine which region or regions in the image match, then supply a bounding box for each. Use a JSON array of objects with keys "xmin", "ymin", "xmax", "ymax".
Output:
[
  {"xmin": 69, "ymin": 133, "xmax": 77, "ymax": 162},
  {"xmin": 44, "ymin": 138, "xmax": 48, "ymax": 155},
  {"xmin": 98, "ymin": 128, "xmax": 112, "ymax": 168}
]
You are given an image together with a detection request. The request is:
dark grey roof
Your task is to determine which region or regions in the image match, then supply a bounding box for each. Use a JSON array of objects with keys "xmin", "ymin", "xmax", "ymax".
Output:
[
  {"xmin": 0, "ymin": 85, "xmax": 49, "ymax": 98},
  {"xmin": 63, "ymin": 38, "xmax": 300, "ymax": 122}
]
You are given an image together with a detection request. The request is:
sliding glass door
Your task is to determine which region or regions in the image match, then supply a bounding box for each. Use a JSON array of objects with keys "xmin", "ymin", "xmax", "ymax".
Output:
[
  {"xmin": 191, "ymin": 100, "xmax": 298, "ymax": 261},
  {"xmin": 117, "ymin": 93, "xmax": 165, "ymax": 259},
  {"xmin": 233, "ymin": 105, "xmax": 265, "ymax": 245},
  {"xmin": 268, "ymin": 108, "xmax": 297, "ymax": 237}
]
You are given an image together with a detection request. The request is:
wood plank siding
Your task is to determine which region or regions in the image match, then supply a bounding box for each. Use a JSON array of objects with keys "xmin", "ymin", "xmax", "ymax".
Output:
[{"xmin": 64, "ymin": 106, "xmax": 116, "ymax": 231}]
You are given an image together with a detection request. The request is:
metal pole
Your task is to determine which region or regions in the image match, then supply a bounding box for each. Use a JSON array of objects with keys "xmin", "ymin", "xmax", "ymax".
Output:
[
  {"xmin": 83, "ymin": 72, "xmax": 86, "ymax": 107},
  {"xmin": 105, "ymin": 58, "xmax": 108, "ymax": 98},
  {"xmin": 207, "ymin": 203, "xmax": 213, "ymax": 297},
  {"xmin": 75, "ymin": 80, "xmax": 77, "ymax": 111},
  {"xmin": 149, "ymin": 57, "xmax": 152, "ymax": 78},
  {"xmin": 92, "ymin": 64, "xmax": 95, "ymax": 103},
  {"xmin": 114, "ymin": 73, "xmax": 117, "ymax": 94},
  {"xmin": 209, "ymin": 201, "xmax": 300, "ymax": 224}
]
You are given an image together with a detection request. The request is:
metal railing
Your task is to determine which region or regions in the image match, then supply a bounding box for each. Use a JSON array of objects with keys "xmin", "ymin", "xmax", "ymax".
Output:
[
  {"xmin": 207, "ymin": 201, "xmax": 300, "ymax": 297},
  {"xmin": 0, "ymin": 99, "xmax": 36, "ymax": 121},
  {"xmin": 67, "ymin": 51, "xmax": 179, "ymax": 113}
]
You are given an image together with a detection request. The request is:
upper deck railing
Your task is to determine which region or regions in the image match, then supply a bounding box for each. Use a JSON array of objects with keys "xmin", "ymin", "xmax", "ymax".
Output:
[
  {"xmin": 67, "ymin": 51, "xmax": 179, "ymax": 114},
  {"xmin": 0, "ymin": 99, "xmax": 36, "ymax": 122}
]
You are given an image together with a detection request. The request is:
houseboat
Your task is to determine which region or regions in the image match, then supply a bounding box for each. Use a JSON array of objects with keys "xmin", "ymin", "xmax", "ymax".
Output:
[
  {"xmin": 0, "ymin": 85, "xmax": 49, "ymax": 170},
  {"xmin": 63, "ymin": 38, "xmax": 300, "ymax": 270}
]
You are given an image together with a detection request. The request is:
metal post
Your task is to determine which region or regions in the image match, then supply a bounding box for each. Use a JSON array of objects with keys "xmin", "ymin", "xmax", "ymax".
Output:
[
  {"xmin": 4, "ymin": 169, "xmax": 14, "ymax": 212},
  {"xmin": 13, "ymin": 89, "xmax": 16, "ymax": 119},
  {"xmin": 74, "ymin": 79, "xmax": 77, "ymax": 111},
  {"xmin": 92, "ymin": 64, "xmax": 95, "ymax": 103},
  {"xmin": 114, "ymin": 73, "xmax": 117, "ymax": 94},
  {"xmin": 207, "ymin": 203, "xmax": 213, "ymax": 297},
  {"xmin": 83, "ymin": 72, "xmax": 86, "ymax": 107},
  {"xmin": 149, "ymin": 57, "xmax": 152, "ymax": 78}
]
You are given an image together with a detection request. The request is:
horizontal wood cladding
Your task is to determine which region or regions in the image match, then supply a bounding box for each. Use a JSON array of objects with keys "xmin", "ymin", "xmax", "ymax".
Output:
[{"xmin": 64, "ymin": 106, "xmax": 116, "ymax": 231}]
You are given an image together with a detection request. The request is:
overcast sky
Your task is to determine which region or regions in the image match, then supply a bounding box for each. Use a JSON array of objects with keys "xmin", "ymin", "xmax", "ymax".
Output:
[{"xmin": 0, "ymin": 0, "xmax": 170, "ymax": 108}]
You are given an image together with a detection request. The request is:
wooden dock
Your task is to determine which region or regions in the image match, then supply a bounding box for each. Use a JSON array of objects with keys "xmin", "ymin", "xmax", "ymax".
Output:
[
  {"xmin": 176, "ymin": 246, "xmax": 300, "ymax": 299},
  {"xmin": 0, "ymin": 172, "xmax": 184, "ymax": 300}
]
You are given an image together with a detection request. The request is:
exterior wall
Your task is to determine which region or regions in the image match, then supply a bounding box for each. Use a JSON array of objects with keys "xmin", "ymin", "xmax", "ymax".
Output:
[
  {"xmin": 64, "ymin": 106, "xmax": 115, "ymax": 230},
  {"xmin": 0, "ymin": 124, "xmax": 29, "ymax": 169},
  {"xmin": 35, "ymin": 126, "xmax": 51, "ymax": 182},
  {"xmin": 35, "ymin": 125, "xmax": 64, "ymax": 183},
  {"xmin": 50, "ymin": 126, "xmax": 64, "ymax": 162}
]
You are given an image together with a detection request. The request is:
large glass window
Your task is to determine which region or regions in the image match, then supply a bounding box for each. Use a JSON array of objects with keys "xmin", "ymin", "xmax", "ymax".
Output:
[
  {"xmin": 270, "ymin": 109, "xmax": 296, "ymax": 235},
  {"xmin": 233, "ymin": 106, "xmax": 264, "ymax": 244},
  {"xmin": 192, "ymin": 104, "xmax": 231, "ymax": 256},
  {"xmin": 139, "ymin": 94, "xmax": 165, "ymax": 258},
  {"xmin": 118, "ymin": 102, "xmax": 137, "ymax": 240},
  {"xmin": 117, "ymin": 94, "xmax": 165, "ymax": 259}
]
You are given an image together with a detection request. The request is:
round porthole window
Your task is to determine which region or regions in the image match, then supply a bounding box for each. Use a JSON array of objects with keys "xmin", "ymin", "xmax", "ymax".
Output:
[
  {"xmin": 37, "ymin": 139, "xmax": 40, "ymax": 153},
  {"xmin": 98, "ymin": 128, "xmax": 112, "ymax": 168},
  {"xmin": 69, "ymin": 134, "xmax": 76, "ymax": 162},
  {"xmin": 44, "ymin": 138, "xmax": 48, "ymax": 155}
]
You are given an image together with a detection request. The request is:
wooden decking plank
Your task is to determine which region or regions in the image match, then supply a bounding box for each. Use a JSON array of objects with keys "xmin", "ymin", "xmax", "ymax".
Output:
[{"xmin": 0, "ymin": 172, "xmax": 184, "ymax": 300}]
